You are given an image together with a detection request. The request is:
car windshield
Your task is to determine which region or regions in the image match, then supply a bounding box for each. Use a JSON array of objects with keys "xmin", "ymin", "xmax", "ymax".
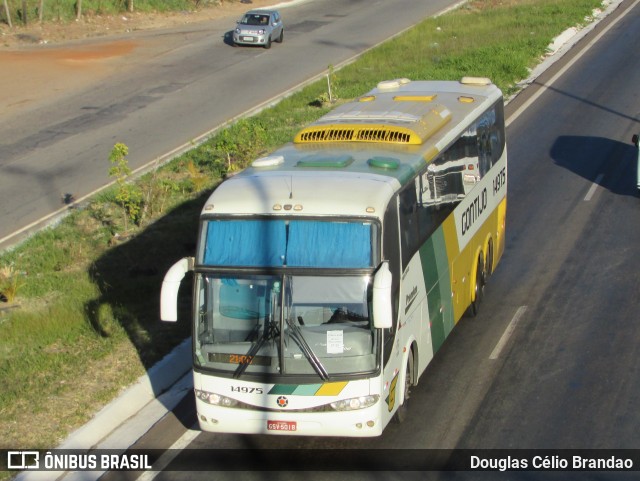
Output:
[
  {"xmin": 194, "ymin": 274, "xmax": 378, "ymax": 379},
  {"xmin": 241, "ymin": 14, "xmax": 270, "ymax": 26}
]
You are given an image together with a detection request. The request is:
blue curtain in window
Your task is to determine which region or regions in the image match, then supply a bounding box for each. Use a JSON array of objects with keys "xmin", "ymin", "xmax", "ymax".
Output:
[
  {"xmin": 287, "ymin": 221, "xmax": 371, "ymax": 268},
  {"xmin": 203, "ymin": 220, "xmax": 286, "ymax": 266}
]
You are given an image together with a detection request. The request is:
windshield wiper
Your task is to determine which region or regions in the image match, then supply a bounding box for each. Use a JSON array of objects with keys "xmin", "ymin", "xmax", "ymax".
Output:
[
  {"xmin": 286, "ymin": 317, "xmax": 329, "ymax": 381},
  {"xmin": 233, "ymin": 317, "xmax": 279, "ymax": 379},
  {"xmin": 233, "ymin": 330, "xmax": 265, "ymax": 379}
]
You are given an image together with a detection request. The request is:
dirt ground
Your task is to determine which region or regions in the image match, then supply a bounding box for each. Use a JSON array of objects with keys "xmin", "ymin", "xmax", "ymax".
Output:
[{"xmin": 0, "ymin": 1, "xmax": 289, "ymax": 118}]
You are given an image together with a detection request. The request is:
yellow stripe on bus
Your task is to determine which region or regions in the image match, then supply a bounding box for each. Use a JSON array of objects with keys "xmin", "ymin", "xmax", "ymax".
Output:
[{"xmin": 315, "ymin": 381, "xmax": 349, "ymax": 396}]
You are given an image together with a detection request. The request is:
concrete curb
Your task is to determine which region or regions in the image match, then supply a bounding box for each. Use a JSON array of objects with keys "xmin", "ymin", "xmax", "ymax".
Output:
[
  {"xmin": 15, "ymin": 338, "xmax": 192, "ymax": 481},
  {"xmin": 61, "ymin": 338, "xmax": 192, "ymax": 450}
]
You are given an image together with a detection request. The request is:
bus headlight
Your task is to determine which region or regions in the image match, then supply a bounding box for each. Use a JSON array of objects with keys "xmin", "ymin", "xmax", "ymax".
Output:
[
  {"xmin": 330, "ymin": 395, "xmax": 379, "ymax": 411},
  {"xmin": 195, "ymin": 389, "xmax": 238, "ymax": 408}
]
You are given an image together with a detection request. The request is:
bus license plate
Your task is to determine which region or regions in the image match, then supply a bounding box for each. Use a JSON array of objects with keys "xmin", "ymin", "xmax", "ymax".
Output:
[{"xmin": 267, "ymin": 420, "xmax": 297, "ymax": 432}]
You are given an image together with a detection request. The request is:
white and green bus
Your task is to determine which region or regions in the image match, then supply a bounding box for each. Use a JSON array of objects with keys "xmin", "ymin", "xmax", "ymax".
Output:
[{"xmin": 161, "ymin": 77, "xmax": 507, "ymax": 437}]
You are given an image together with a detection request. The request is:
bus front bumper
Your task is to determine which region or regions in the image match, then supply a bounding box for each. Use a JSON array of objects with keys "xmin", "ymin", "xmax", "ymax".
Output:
[{"xmin": 196, "ymin": 398, "xmax": 384, "ymax": 437}]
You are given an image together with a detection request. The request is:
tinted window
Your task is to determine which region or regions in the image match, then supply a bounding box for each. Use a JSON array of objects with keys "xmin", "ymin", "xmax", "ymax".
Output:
[{"xmin": 398, "ymin": 101, "xmax": 505, "ymax": 270}]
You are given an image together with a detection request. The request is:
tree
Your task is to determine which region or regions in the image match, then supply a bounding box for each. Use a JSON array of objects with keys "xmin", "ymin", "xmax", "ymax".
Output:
[
  {"xmin": 76, "ymin": 0, "xmax": 82, "ymax": 20},
  {"xmin": 2, "ymin": 0, "xmax": 12, "ymax": 27},
  {"xmin": 21, "ymin": 0, "xmax": 27, "ymax": 25}
]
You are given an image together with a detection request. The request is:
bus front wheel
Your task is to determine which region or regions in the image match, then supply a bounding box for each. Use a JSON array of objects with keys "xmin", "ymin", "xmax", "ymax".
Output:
[{"xmin": 393, "ymin": 352, "xmax": 414, "ymax": 424}]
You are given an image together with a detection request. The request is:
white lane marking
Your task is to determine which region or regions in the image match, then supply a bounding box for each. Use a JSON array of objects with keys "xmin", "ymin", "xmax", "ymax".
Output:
[
  {"xmin": 135, "ymin": 427, "xmax": 200, "ymax": 481},
  {"xmin": 490, "ymin": 306, "xmax": 528, "ymax": 360},
  {"xmin": 584, "ymin": 173, "xmax": 604, "ymax": 201}
]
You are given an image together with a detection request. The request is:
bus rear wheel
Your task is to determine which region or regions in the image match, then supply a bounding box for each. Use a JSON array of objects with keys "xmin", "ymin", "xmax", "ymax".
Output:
[
  {"xmin": 469, "ymin": 254, "xmax": 485, "ymax": 317},
  {"xmin": 486, "ymin": 239, "xmax": 494, "ymax": 277}
]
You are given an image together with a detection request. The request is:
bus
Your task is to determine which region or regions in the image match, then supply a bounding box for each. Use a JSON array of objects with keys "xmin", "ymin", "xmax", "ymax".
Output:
[{"xmin": 160, "ymin": 77, "xmax": 507, "ymax": 437}]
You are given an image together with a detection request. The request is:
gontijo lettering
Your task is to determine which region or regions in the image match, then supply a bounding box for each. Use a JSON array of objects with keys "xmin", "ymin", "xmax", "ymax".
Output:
[
  {"xmin": 461, "ymin": 187, "xmax": 488, "ymax": 235},
  {"xmin": 461, "ymin": 166, "xmax": 506, "ymax": 236}
]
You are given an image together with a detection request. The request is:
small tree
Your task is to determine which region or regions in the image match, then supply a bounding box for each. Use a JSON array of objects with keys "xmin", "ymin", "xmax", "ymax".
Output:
[
  {"xmin": 3, "ymin": 0, "xmax": 12, "ymax": 27},
  {"xmin": 327, "ymin": 64, "xmax": 339, "ymax": 103},
  {"xmin": 313, "ymin": 65, "xmax": 340, "ymax": 106},
  {"xmin": 108, "ymin": 143, "xmax": 143, "ymax": 231},
  {"xmin": 21, "ymin": 0, "xmax": 27, "ymax": 25},
  {"xmin": 215, "ymin": 128, "xmax": 239, "ymax": 172},
  {"xmin": 0, "ymin": 265, "xmax": 25, "ymax": 304},
  {"xmin": 214, "ymin": 119, "xmax": 268, "ymax": 172}
]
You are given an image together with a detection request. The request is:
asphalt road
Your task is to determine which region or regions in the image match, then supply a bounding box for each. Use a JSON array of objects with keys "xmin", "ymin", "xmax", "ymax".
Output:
[
  {"xmin": 0, "ymin": 0, "xmax": 460, "ymax": 249},
  {"xmin": 99, "ymin": 0, "xmax": 640, "ymax": 479}
]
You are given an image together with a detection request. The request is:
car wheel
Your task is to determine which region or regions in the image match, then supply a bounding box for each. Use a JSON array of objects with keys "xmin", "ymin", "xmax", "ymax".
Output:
[
  {"xmin": 277, "ymin": 29, "xmax": 284, "ymax": 43},
  {"xmin": 264, "ymin": 36, "xmax": 272, "ymax": 49}
]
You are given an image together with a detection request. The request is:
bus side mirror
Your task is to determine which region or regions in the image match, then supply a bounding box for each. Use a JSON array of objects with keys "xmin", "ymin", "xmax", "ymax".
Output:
[
  {"xmin": 373, "ymin": 262, "xmax": 393, "ymax": 329},
  {"xmin": 160, "ymin": 257, "xmax": 194, "ymax": 322},
  {"xmin": 632, "ymin": 134, "xmax": 639, "ymax": 146}
]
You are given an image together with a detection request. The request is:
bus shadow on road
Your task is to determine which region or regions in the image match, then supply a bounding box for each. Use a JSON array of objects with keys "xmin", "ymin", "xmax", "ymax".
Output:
[
  {"xmin": 85, "ymin": 190, "xmax": 208, "ymax": 427},
  {"xmin": 549, "ymin": 135, "xmax": 639, "ymax": 197}
]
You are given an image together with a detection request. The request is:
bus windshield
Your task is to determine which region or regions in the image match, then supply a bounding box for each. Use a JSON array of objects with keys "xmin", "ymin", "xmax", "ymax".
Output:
[
  {"xmin": 194, "ymin": 274, "xmax": 378, "ymax": 379},
  {"xmin": 198, "ymin": 218, "xmax": 377, "ymax": 269}
]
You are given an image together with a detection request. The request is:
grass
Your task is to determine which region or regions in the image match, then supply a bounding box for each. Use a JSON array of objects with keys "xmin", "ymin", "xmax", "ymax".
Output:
[{"xmin": 0, "ymin": 0, "xmax": 606, "ymax": 458}]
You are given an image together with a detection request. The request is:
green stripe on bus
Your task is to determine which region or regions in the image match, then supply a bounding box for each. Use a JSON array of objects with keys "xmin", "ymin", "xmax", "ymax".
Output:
[
  {"xmin": 294, "ymin": 384, "xmax": 324, "ymax": 395},
  {"xmin": 433, "ymin": 230, "xmax": 454, "ymax": 337},
  {"xmin": 420, "ymin": 228, "xmax": 453, "ymax": 353},
  {"xmin": 267, "ymin": 383, "xmax": 348, "ymax": 396},
  {"xmin": 268, "ymin": 385, "xmax": 298, "ymax": 395}
]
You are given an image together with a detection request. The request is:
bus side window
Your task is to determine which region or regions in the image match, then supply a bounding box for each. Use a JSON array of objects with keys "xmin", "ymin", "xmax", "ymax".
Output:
[
  {"xmin": 478, "ymin": 127, "xmax": 492, "ymax": 176},
  {"xmin": 417, "ymin": 173, "xmax": 451, "ymax": 243},
  {"xmin": 492, "ymin": 101, "xmax": 506, "ymax": 164},
  {"xmin": 399, "ymin": 187, "xmax": 419, "ymax": 269},
  {"xmin": 477, "ymin": 101, "xmax": 506, "ymax": 172},
  {"xmin": 382, "ymin": 197, "xmax": 401, "ymax": 365}
]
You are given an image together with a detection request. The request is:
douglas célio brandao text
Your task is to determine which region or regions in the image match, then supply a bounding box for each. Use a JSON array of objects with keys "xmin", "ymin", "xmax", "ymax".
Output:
[{"xmin": 470, "ymin": 455, "xmax": 634, "ymax": 471}]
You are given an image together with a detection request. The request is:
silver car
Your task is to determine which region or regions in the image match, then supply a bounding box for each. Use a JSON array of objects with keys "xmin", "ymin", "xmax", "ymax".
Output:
[{"xmin": 233, "ymin": 10, "xmax": 284, "ymax": 49}]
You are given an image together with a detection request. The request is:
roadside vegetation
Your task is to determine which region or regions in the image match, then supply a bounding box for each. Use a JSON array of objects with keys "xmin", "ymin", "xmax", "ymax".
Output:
[
  {"xmin": 1, "ymin": 0, "xmax": 220, "ymax": 26},
  {"xmin": 0, "ymin": 0, "xmax": 606, "ymax": 460}
]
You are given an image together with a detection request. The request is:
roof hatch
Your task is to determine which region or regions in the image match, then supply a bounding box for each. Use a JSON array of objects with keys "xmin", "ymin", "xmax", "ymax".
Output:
[{"xmin": 294, "ymin": 100, "xmax": 452, "ymax": 145}]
